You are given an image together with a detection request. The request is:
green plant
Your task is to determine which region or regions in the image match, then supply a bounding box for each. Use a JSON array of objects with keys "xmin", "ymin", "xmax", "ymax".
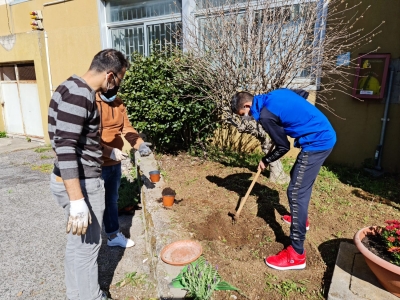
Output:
[
  {"xmin": 116, "ymin": 271, "xmax": 146, "ymax": 287},
  {"xmin": 40, "ymin": 155, "xmax": 52, "ymax": 159},
  {"xmin": 118, "ymin": 176, "xmax": 140, "ymax": 210},
  {"xmin": 381, "ymin": 219, "xmax": 400, "ymax": 266},
  {"xmin": 120, "ymin": 49, "xmax": 216, "ymax": 152},
  {"xmin": 31, "ymin": 163, "xmax": 53, "ymax": 173},
  {"xmin": 0, "ymin": 131, "xmax": 6, "ymax": 138},
  {"xmin": 171, "ymin": 256, "xmax": 238, "ymax": 300},
  {"xmin": 265, "ymin": 274, "xmax": 308, "ymax": 298},
  {"xmin": 34, "ymin": 146, "xmax": 52, "ymax": 153}
]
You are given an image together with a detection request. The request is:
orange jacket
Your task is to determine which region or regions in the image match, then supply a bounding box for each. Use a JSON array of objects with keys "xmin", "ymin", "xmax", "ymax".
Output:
[{"xmin": 96, "ymin": 93, "xmax": 143, "ymax": 167}]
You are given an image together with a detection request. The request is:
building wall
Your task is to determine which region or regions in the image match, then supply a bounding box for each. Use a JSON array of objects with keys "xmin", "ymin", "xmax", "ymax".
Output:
[
  {"xmin": 0, "ymin": 0, "xmax": 102, "ymax": 142},
  {"xmin": 321, "ymin": 0, "xmax": 400, "ymax": 172}
]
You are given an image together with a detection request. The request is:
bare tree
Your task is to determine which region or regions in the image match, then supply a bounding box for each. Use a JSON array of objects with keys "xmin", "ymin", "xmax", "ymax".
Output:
[{"xmin": 175, "ymin": 0, "xmax": 383, "ymax": 183}]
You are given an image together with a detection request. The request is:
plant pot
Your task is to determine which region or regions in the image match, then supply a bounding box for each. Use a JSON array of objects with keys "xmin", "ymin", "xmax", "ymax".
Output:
[
  {"xmin": 163, "ymin": 195, "xmax": 175, "ymax": 207},
  {"xmin": 149, "ymin": 170, "xmax": 160, "ymax": 183},
  {"xmin": 354, "ymin": 226, "xmax": 400, "ymax": 297}
]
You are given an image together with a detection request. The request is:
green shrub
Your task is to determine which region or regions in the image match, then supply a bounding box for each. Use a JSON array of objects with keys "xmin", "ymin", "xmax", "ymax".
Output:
[
  {"xmin": 119, "ymin": 50, "xmax": 216, "ymax": 152},
  {"xmin": 0, "ymin": 131, "xmax": 6, "ymax": 138}
]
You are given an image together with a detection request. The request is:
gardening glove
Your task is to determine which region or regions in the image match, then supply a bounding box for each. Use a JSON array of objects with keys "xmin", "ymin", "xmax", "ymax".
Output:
[
  {"xmin": 67, "ymin": 198, "xmax": 92, "ymax": 236},
  {"xmin": 110, "ymin": 148, "xmax": 128, "ymax": 161},
  {"xmin": 138, "ymin": 142, "xmax": 152, "ymax": 156}
]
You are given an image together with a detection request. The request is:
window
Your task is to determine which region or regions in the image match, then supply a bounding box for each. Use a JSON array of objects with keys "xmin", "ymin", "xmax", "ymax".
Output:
[
  {"xmin": 193, "ymin": 0, "xmax": 321, "ymax": 86},
  {"xmin": 0, "ymin": 63, "xmax": 36, "ymax": 81},
  {"xmin": 105, "ymin": 0, "xmax": 182, "ymax": 59}
]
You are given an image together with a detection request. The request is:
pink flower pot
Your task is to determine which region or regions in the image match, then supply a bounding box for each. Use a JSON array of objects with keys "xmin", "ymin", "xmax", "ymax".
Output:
[{"xmin": 354, "ymin": 226, "xmax": 400, "ymax": 297}]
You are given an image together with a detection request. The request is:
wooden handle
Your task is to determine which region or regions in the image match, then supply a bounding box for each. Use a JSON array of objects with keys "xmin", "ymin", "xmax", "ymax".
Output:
[{"xmin": 235, "ymin": 168, "xmax": 262, "ymax": 218}]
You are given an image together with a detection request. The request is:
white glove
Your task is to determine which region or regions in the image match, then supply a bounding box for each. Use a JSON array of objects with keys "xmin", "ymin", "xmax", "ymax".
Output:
[
  {"xmin": 138, "ymin": 142, "xmax": 152, "ymax": 156},
  {"xmin": 67, "ymin": 198, "xmax": 92, "ymax": 236},
  {"xmin": 110, "ymin": 148, "xmax": 128, "ymax": 161}
]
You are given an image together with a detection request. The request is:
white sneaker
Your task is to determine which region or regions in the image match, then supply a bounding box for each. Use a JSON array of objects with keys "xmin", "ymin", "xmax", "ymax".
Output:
[{"xmin": 107, "ymin": 232, "xmax": 135, "ymax": 248}]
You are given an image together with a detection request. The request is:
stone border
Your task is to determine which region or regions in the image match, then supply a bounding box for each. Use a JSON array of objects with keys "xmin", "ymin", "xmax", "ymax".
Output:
[{"xmin": 135, "ymin": 152, "xmax": 189, "ymax": 299}]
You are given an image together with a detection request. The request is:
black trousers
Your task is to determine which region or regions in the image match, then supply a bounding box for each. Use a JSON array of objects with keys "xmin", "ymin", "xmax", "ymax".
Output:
[{"xmin": 287, "ymin": 148, "xmax": 333, "ymax": 252}]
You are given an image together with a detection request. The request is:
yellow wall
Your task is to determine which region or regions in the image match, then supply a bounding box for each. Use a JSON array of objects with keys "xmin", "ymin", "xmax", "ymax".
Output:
[
  {"xmin": 0, "ymin": 31, "xmax": 50, "ymax": 138},
  {"xmin": 320, "ymin": 0, "xmax": 400, "ymax": 172},
  {"xmin": 0, "ymin": 0, "xmax": 102, "ymax": 142}
]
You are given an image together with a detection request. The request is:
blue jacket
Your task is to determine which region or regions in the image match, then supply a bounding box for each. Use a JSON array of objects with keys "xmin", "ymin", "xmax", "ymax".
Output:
[{"xmin": 250, "ymin": 89, "xmax": 336, "ymax": 162}]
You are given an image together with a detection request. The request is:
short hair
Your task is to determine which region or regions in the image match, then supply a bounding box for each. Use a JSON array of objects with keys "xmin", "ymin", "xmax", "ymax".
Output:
[
  {"xmin": 89, "ymin": 49, "xmax": 129, "ymax": 75},
  {"xmin": 231, "ymin": 91, "xmax": 254, "ymax": 114}
]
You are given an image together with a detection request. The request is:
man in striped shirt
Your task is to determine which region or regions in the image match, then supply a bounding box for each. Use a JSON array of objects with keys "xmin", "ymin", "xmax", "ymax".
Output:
[{"xmin": 48, "ymin": 49, "xmax": 128, "ymax": 300}]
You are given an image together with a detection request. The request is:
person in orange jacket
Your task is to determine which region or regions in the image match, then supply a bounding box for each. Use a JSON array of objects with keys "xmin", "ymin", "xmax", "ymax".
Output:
[{"xmin": 96, "ymin": 83, "xmax": 151, "ymax": 248}]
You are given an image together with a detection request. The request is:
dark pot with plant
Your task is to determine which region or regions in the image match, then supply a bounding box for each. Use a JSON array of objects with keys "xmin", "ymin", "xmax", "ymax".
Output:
[
  {"xmin": 162, "ymin": 187, "xmax": 176, "ymax": 207},
  {"xmin": 354, "ymin": 220, "xmax": 400, "ymax": 297}
]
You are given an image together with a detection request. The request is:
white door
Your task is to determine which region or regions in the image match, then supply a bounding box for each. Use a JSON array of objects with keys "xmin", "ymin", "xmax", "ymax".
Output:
[
  {"xmin": 19, "ymin": 83, "xmax": 44, "ymax": 137},
  {"xmin": 0, "ymin": 82, "xmax": 25, "ymax": 135},
  {"xmin": 0, "ymin": 63, "xmax": 44, "ymax": 138}
]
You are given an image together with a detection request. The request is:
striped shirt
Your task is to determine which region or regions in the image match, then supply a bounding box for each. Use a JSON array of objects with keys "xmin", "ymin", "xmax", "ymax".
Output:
[{"xmin": 48, "ymin": 75, "xmax": 103, "ymax": 180}]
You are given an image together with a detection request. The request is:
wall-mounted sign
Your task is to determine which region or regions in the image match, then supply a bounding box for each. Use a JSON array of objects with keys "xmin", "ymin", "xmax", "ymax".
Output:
[{"xmin": 352, "ymin": 53, "xmax": 391, "ymax": 99}]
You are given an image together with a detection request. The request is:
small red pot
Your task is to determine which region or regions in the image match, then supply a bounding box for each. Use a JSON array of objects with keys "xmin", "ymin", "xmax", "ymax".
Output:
[
  {"xmin": 162, "ymin": 195, "xmax": 175, "ymax": 207},
  {"xmin": 354, "ymin": 226, "xmax": 400, "ymax": 297},
  {"xmin": 149, "ymin": 170, "xmax": 160, "ymax": 183}
]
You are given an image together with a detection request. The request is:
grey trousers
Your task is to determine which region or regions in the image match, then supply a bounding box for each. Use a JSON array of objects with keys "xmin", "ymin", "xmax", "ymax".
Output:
[{"xmin": 50, "ymin": 173, "xmax": 105, "ymax": 300}]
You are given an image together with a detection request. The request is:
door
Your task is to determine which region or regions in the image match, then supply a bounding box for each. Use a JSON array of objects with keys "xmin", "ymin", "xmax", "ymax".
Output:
[{"xmin": 0, "ymin": 63, "xmax": 44, "ymax": 138}]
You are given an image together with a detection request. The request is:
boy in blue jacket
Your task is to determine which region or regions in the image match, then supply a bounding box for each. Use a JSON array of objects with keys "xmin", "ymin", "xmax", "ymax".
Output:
[{"xmin": 231, "ymin": 88, "xmax": 336, "ymax": 270}]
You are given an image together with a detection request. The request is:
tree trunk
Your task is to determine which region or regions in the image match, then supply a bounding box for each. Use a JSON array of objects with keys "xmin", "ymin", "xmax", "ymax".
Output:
[
  {"xmin": 261, "ymin": 138, "xmax": 290, "ymax": 184},
  {"xmin": 269, "ymin": 160, "xmax": 290, "ymax": 184}
]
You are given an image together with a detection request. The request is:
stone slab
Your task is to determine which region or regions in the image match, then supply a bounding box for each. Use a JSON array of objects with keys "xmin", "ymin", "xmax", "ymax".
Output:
[
  {"xmin": 0, "ymin": 136, "xmax": 43, "ymax": 154},
  {"xmin": 328, "ymin": 242, "xmax": 398, "ymax": 300}
]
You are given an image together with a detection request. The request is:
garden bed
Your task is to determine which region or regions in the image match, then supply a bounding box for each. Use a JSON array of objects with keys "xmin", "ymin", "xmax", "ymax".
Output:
[{"xmin": 158, "ymin": 152, "xmax": 400, "ymax": 299}]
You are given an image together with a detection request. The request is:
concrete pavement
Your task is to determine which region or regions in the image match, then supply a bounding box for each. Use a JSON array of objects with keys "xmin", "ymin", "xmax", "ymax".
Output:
[
  {"xmin": 0, "ymin": 140, "xmax": 157, "ymax": 300},
  {"xmin": 0, "ymin": 136, "xmax": 45, "ymax": 154}
]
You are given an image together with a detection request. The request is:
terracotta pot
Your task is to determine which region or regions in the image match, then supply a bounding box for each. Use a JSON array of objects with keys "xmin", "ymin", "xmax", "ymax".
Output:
[
  {"xmin": 354, "ymin": 226, "xmax": 400, "ymax": 297},
  {"xmin": 149, "ymin": 170, "xmax": 160, "ymax": 183},
  {"xmin": 163, "ymin": 195, "xmax": 175, "ymax": 207}
]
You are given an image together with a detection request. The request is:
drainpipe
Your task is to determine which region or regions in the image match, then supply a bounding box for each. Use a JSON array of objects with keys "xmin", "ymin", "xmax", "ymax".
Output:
[
  {"xmin": 375, "ymin": 67, "xmax": 394, "ymax": 170},
  {"xmin": 44, "ymin": 31, "xmax": 53, "ymax": 96}
]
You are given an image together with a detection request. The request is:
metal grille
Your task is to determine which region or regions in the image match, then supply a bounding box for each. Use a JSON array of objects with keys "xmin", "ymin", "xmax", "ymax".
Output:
[
  {"xmin": 147, "ymin": 22, "xmax": 182, "ymax": 54},
  {"xmin": 17, "ymin": 63, "xmax": 36, "ymax": 81},
  {"xmin": 108, "ymin": 0, "xmax": 181, "ymax": 22},
  {"xmin": 111, "ymin": 25, "xmax": 145, "ymax": 59},
  {"xmin": 0, "ymin": 65, "xmax": 16, "ymax": 81}
]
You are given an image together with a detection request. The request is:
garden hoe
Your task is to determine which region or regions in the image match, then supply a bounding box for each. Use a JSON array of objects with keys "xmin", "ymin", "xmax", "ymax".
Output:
[{"xmin": 229, "ymin": 143, "xmax": 275, "ymax": 224}]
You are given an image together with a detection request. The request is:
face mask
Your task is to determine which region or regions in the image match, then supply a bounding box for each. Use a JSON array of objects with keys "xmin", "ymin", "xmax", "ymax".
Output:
[
  {"xmin": 101, "ymin": 75, "xmax": 120, "ymax": 102},
  {"xmin": 241, "ymin": 113, "xmax": 254, "ymax": 121},
  {"xmin": 100, "ymin": 93, "xmax": 117, "ymax": 103}
]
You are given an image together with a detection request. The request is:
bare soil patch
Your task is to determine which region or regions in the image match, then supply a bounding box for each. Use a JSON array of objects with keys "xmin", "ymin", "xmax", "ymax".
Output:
[{"xmin": 158, "ymin": 152, "xmax": 400, "ymax": 299}]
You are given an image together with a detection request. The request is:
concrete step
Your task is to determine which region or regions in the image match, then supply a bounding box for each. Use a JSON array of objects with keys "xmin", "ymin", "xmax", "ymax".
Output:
[{"xmin": 328, "ymin": 242, "xmax": 398, "ymax": 300}]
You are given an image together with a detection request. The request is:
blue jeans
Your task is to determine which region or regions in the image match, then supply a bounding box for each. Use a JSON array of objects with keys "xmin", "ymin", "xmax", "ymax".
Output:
[
  {"xmin": 287, "ymin": 149, "xmax": 333, "ymax": 253},
  {"xmin": 50, "ymin": 173, "xmax": 105, "ymax": 300},
  {"xmin": 102, "ymin": 163, "xmax": 122, "ymax": 237}
]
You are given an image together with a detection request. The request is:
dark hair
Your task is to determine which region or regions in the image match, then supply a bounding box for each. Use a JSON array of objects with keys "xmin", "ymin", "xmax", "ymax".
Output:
[
  {"xmin": 89, "ymin": 49, "xmax": 129, "ymax": 75},
  {"xmin": 231, "ymin": 91, "xmax": 254, "ymax": 114}
]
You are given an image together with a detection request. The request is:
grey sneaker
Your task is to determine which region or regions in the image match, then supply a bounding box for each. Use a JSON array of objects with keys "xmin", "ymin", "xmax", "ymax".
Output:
[
  {"xmin": 107, "ymin": 232, "xmax": 135, "ymax": 248},
  {"xmin": 101, "ymin": 290, "xmax": 112, "ymax": 300}
]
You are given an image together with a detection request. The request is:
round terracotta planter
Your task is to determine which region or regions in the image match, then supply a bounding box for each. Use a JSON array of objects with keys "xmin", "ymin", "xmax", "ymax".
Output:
[
  {"xmin": 162, "ymin": 195, "xmax": 175, "ymax": 207},
  {"xmin": 149, "ymin": 170, "xmax": 160, "ymax": 183},
  {"xmin": 354, "ymin": 226, "xmax": 400, "ymax": 297}
]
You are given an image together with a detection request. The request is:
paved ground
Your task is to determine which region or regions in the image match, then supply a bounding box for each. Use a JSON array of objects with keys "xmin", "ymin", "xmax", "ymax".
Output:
[{"xmin": 0, "ymin": 139, "xmax": 152, "ymax": 300}]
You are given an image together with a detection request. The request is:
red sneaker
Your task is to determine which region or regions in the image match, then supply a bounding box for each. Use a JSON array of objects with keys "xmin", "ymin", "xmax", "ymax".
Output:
[
  {"xmin": 282, "ymin": 215, "xmax": 310, "ymax": 230},
  {"xmin": 265, "ymin": 246, "xmax": 306, "ymax": 270}
]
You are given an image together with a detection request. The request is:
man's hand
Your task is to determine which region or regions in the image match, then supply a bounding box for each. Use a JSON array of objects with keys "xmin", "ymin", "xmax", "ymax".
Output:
[
  {"xmin": 67, "ymin": 198, "xmax": 92, "ymax": 236},
  {"xmin": 110, "ymin": 148, "xmax": 128, "ymax": 161},
  {"xmin": 258, "ymin": 160, "xmax": 267, "ymax": 170},
  {"xmin": 138, "ymin": 142, "xmax": 152, "ymax": 156}
]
